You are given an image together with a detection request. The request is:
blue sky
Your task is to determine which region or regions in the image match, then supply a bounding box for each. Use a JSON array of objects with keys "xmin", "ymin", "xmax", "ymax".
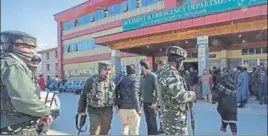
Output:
[{"xmin": 1, "ymin": 0, "xmax": 87, "ymax": 51}]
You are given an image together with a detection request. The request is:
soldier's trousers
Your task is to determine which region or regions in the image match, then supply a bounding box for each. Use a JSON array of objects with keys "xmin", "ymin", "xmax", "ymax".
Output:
[
  {"xmin": 161, "ymin": 110, "xmax": 188, "ymax": 135},
  {"xmin": 88, "ymin": 106, "xmax": 113, "ymax": 135},
  {"xmin": 1, "ymin": 127, "xmax": 38, "ymax": 135}
]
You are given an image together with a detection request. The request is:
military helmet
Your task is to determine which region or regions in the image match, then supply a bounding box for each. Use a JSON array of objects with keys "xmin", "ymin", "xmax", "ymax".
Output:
[
  {"xmin": 31, "ymin": 54, "xmax": 42, "ymax": 63},
  {"xmin": 166, "ymin": 46, "xmax": 187, "ymax": 59},
  {"xmin": 1, "ymin": 30, "xmax": 37, "ymax": 53},
  {"xmin": 98, "ymin": 62, "xmax": 112, "ymax": 70}
]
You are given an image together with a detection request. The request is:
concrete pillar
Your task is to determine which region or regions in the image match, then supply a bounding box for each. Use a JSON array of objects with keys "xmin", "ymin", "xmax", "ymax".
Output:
[
  {"xmin": 111, "ymin": 49, "xmax": 121, "ymax": 73},
  {"xmin": 219, "ymin": 50, "xmax": 228, "ymax": 68}
]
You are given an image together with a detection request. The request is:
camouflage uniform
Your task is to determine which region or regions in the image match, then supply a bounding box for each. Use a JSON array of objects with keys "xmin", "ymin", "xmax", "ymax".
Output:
[
  {"xmin": 77, "ymin": 62, "xmax": 116, "ymax": 135},
  {"xmin": 158, "ymin": 46, "xmax": 196, "ymax": 135},
  {"xmin": 155, "ymin": 60, "xmax": 165, "ymax": 134},
  {"xmin": 0, "ymin": 31, "xmax": 51, "ymax": 135}
]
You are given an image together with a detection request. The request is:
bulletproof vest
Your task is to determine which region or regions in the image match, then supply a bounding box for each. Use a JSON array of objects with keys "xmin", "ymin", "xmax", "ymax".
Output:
[
  {"xmin": 158, "ymin": 66, "xmax": 188, "ymax": 112},
  {"xmin": 87, "ymin": 75, "xmax": 116, "ymax": 108}
]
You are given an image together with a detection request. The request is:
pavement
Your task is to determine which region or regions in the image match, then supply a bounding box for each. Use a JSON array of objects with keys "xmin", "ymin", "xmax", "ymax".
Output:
[{"xmin": 48, "ymin": 93, "xmax": 267, "ymax": 135}]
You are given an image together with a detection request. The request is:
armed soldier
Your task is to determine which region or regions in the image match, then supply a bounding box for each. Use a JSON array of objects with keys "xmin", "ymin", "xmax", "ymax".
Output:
[
  {"xmin": 0, "ymin": 31, "xmax": 52, "ymax": 135},
  {"xmin": 155, "ymin": 60, "xmax": 165, "ymax": 134},
  {"xmin": 157, "ymin": 46, "xmax": 196, "ymax": 135},
  {"xmin": 77, "ymin": 62, "xmax": 116, "ymax": 135}
]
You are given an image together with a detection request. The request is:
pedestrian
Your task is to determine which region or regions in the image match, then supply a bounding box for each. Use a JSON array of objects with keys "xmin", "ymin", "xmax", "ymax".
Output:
[
  {"xmin": 255, "ymin": 63, "xmax": 267, "ymax": 105},
  {"xmin": 28, "ymin": 54, "xmax": 42, "ymax": 82},
  {"xmin": 0, "ymin": 30, "xmax": 52, "ymax": 135},
  {"xmin": 37, "ymin": 74, "xmax": 46, "ymax": 91},
  {"xmin": 29, "ymin": 54, "xmax": 43, "ymax": 98},
  {"xmin": 236, "ymin": 65, "xmax": 249, "ymax": 108},
  {"xmin": 115, "ymin": 64, "xmax": 142, "ymax": 135},
  {"xmin": 155, "ymin": 60, "xmax": 165, "ymax": 134},
  {"xmin": 157, "ymin": 46, "xmax": 196, "ymax": 135},
  {"xmin": 77, "ymin": 62, "xmax": 116, "ymax": 135},
  {"xmin": 201, "ymin": 69, "xmax": 213, "ymax": 103},
  {"xmin": 214, "ymin": 67, "xmax": 237, "ymax": 136},
  {"xmin": 189, "ymin": 67, "xmax": 198, "ymax": 95},
  {"xmin": 139, "ymin": 59, "xmax": 158, "ymax": 135}
]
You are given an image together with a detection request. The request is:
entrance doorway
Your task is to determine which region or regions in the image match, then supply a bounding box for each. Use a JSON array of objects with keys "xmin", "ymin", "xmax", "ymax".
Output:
[{"xmin": 184, "ymin": 62, "xmax": 198, "ymax": 71}]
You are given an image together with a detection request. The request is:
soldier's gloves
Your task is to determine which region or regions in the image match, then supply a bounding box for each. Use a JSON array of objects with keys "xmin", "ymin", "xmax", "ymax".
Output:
[
  {"xmin": 77, "ymin": 113, "xmax": 86, "ymax": 120},
  {"xmin": 136, "ymin": 109, "xmax": 142, "ymax": 117},
  {"xmin": 40, "ymin": 115, "xmax": 53, "ymax": 125}
]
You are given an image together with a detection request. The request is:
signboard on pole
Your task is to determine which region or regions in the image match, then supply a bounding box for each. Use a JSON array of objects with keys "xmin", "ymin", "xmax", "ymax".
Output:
[{"xmin": 197, "ymin": 36, "xmax": 209, "ymax": 77}]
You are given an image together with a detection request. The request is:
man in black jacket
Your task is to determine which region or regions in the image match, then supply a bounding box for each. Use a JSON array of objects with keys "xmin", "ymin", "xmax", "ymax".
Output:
[{"xmin": 115, "ymin": 64, "xmax": 142, "ymax": 135}]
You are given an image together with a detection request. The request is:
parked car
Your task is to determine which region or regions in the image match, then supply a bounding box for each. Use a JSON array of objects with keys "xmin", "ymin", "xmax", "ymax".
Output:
[
  {"xmin": 65, "ymin": 80, "xmax": 76, "ymax": 93},
  {"xmin": 74, "ymin": 81, "xmax": 86, "ymax": 95},
  {"xmin": 40, "ymin": 91, "xmax": 61, "ymax": 119}
]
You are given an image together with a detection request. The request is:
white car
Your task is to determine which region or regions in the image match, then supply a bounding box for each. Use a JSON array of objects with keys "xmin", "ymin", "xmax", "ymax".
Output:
[{"xmin": 40, "ymin": 91, "xmax": 61, "ymax": 119}]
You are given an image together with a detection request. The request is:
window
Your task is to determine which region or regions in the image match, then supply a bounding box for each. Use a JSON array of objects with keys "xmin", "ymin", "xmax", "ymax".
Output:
[
  {"xmin": 95, "ymin": 10, "xmax": 105, "ymax": 21},
  {"xmin": 262, "ymin": 47, "xmax": 267, "ymax": 53},
  {"xmin": 209, "ymin": 54, "xmax": 216, "ymax": 58},
  {"xmin": 63, "ymin": 40, "xmax": 101, "ymax": 53},
  {"xmin": 104, "ymin": 9, "xmax": 108, "ymax": 17},
  {"xmin": 241, "ymin": 48, "xmax": 248, "ymax": 55},
  {"xmin": 242, "ymin": 59, "xmax": 257, "ymax": 71},
  {"xmin": 256, "ymin": 48, "xmax": 262, "ymax": 54},
  {"xmin": 128, "ymin": 0, "xmax": 137, "ymax": 11},
  {"xmin": 137, "ymin": 0, "xmax": 141, "ymax": 8},
  {"xmin": 55, "ymin": 63, "xmax": 58, "ymax": 71},
  {"xmin": 55, "ymin": 50, "xmax": 58, "ymax": 58},
  {"xmin": 46, "ymin": 53, "xmax": 49, "ymax": 60},
  {"xmin": 46, "ymin": 64, "xmax": 50, "ymax": 71},
  {"xmin": 242, "ymin": 47, "xmax": 267, "ymax": 55},
  {"xmin": 248, "ymin": 48, "xmax": 255, "ymax": 55},
  {"xmin": 121, "ymin": 1, "xmax": 128, "ymax": 12},
  {"xmin": 74, "ymin": 20, "xmax": 79, "ymax": 27}
]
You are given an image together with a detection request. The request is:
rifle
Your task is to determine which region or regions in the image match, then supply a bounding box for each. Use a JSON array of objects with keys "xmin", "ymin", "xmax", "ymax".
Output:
[
  {"xmin": 75, "ymin": 114, "xmax": 87, "ymax": 135},
  {"xmin": 36, "ymin": 91, "xmax": 57, "ymax": 135},
  {"xmin": 181, "ymin": 70, "xmax": 196, "ymax": 135},
  {"xmin": 188, "ymin": 102, "xmax": 195, "ymax": 135}
]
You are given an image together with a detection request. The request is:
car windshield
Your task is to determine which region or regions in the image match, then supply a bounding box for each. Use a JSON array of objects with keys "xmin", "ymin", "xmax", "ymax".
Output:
[
  {"xmin": 80, "ymin": 81, "xmax": 85, "ymax": 85},
  {"xmin": 74, "ymin": 81, "xmax": 79, "ymax": 85}
]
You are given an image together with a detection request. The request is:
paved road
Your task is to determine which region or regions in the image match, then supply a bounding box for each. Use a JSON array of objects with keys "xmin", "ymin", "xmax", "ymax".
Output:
[{"xmin": 50, "ymin": 93, "xmax": 267, "ymax": 135}]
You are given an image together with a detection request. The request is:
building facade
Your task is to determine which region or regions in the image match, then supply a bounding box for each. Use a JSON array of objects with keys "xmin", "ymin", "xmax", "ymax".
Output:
[
  {"xmin": 55, "ymin": 0, "xmax": 267, "ymax": 79},
  {"xmin": 38, "ymin": 47, "xmax": 58, "ymax": 81}
]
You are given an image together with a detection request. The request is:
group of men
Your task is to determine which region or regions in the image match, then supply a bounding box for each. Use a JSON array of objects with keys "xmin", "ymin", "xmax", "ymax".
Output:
[
  {"xmin": 1, "ymin": 31, "xmax": 53, "ymax": 135},
  {"xmin": 77, "ymin": 45, "xmax": 196, "ymax": 135}
]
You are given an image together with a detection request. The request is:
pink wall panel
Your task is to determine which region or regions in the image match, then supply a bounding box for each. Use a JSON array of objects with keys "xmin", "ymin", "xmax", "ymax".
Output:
[
  {"xmin": 150, "ymin": 25, "xmax": 162, "ymax": 33},
  {"xmin": 133, "ymin": 29, "xmax": 144, "ymax": 37},
  {"xmin": 262, "ymin": 4, "xmax": 267, "ymax": 15},
  {"xmin": 231, "ymin": 10, "xmax": 246, "ymax": 20},
  {"xmin": 246, "ymin": 6, "xmax": 262, "ymax": 17},
  {"xmin": 217, "ymin": 12, "xmax": 231, "ymax": 23},
  {"xmin": 62, "ymin": 20, "xmax": 122, "ymax": 40},
  {"xmin": 170, "ymin": 21, "xmax": 182, "ymax": 30},
  {"xmin": 181, "ymin": 19, "xmax": 193, "ymax": 28},
  {"xmin": 164, "ymin": 0, "xmax": 177, "ymax": 8},
  {"xmin": 205, "ymin": 14, "xmax": 218, "ymax": 25},
  {"xmin": 193, "ymin": 17, "xmax": 205, "ymax": 27},
  {"xmin": 63, "ymin": 53, "xmax": 111, "ymax": 64},
  {"xmin": 143, "ymin": 27, "xmax": 152, "ymax": 35},
  {"xmin": 161, "ymin": 23, "xmax": 171, "ymax": 32}
]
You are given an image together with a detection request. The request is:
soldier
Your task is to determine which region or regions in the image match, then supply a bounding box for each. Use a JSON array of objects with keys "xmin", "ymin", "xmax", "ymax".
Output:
[
  {"xmin": 155, "ymin": 60, "xmax": 165, "ymax": 134},
  {"xmin": 0, "ymin": 31, "xmax": 52, "ymax": 135},
  {"xmin": 29, "ymin": 54, "xmax": 42, "ymax": 82},
  {"xmin": 77, "ymin": 62, "xmax": 116, "ymax": 135},
  {"xmin": 157, "ymin": 46, "xmax": 196, "ymax": 135}
]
